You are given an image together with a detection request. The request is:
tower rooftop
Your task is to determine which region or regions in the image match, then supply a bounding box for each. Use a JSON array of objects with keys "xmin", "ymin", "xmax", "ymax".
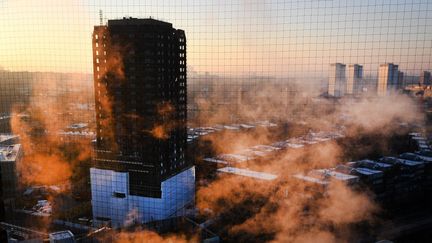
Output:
[{"xmin": 108, "ymin": 17, "xmax": 172, "ymax": 28}]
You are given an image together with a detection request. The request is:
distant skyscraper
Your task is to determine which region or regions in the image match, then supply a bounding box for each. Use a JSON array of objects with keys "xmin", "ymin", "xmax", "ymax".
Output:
[
  {"xmin": 377, "ymin": 63, "xmax": 399, "ymax": 96},
  {"xmin": 419, "ymin": 71, "xmax": 431, "ymax": 86},
  {"xmin": 91, "ymin": 18, "xmax": 194, "ymax": 228},
  {"xmin": 347, "ymin": 64, "xmax": 363, "ymax": 95},
  {"xmin": 397, "ymin": 71, "xmax": 405, "ymax": 89},
  {"xmin": 328, "ymin": 63, "xmax": 346, "ymax": 97}
]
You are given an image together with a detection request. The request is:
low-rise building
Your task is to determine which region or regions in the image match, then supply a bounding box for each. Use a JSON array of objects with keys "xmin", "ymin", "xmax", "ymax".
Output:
[{"xmin": 0, "ymin": 144, "xmax": 21, "ymax": 214}]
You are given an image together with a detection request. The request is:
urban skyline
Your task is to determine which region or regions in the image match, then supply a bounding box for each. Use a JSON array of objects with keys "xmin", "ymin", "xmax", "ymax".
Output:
[
  {"xmin": 0, "ymin": 0, "xmax": 431, "ymax": 77},
  {"xmin": 0, "ymin": 1, "xmax": 432, "ymax": 242}
]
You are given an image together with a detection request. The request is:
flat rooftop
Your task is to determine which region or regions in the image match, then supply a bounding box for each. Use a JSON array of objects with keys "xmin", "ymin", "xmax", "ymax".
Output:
[
  {"xmin": 293, "ymin": 174, "xmax": 329, "ymax": 185},
  {"xmin": 0, "ymin": 134, "xmax": 19, "ymax": 144},
  {"xmin": 203, "ymin": 128, "xmax": 345, "ymax": 164},
  {"xmin": 108, "ymin": 17, "xmax": 173, "ymax": 28},
  {"xmin": 0, "ymin": 144, "xmax": 21, "ymax": 162},
  {"xmin": 49, "ymin": 230, "xmax": 74, "ymax": 240},
  {"xmin": 312, "ymin": 169, "xmax": 359, "ymax": 183},
  {"xmin": 218, "ymin": 167, "xmax": 277, "ymax": 181}
]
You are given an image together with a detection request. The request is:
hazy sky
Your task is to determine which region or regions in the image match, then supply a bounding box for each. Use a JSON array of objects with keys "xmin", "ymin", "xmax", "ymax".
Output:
[{"xmin": 0, "ymin": 0, "xmax": 431, "ymax": 78}]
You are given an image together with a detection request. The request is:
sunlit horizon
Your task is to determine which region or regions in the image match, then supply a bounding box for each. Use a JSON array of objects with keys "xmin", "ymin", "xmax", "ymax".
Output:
[{"xmin": 0, "ymin": 0, "xmax": 430, "ymax": 78}]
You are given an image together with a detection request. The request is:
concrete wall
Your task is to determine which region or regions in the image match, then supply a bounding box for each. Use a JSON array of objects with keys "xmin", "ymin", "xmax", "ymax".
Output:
[{"xmin": 90, "ymin": 166, "xmax": 195, "ymax": 228}]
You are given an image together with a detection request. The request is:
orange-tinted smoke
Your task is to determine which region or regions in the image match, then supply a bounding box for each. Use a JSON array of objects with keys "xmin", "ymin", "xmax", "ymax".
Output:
[{"xmin": 11, "ymin": 73, "xmax": 93, "ymax": 187}]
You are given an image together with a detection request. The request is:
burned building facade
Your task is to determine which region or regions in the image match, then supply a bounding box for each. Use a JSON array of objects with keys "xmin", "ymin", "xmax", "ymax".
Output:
[{"xmin": 90, "ymin": 18, "xmax": 194, "ymax": 227}]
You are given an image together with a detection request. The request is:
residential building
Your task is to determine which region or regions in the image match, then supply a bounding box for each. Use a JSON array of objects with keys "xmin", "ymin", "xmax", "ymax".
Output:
[
  {"xmin": 377, "ymin": 63, "xmax": 399, "ymax": 96},
  {"xmin": 420, "ymin": 71, "xmax": 431, "ymax": 86},
  {"xmin": 0, "ymin": 144, "xmax": 21, "ymax": 215},
  {"xmin": 347, "ymin": 64, "xmax": 363, "ymax": 95},
  {"xmin": 91, "ymin": 18, "xmax": 194, "ymax": 228},
  {"xmin": 328, "ymin": 63, "xmax": 346, "ymax": 97},
  {"xmin": 397, "ymin": 71, "xmax": 405, "ymax": 89}
]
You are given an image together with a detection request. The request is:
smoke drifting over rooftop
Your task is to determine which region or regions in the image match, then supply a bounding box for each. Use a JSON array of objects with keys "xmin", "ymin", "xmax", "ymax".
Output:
[{"xmin": 0, "ymin": 0, "xmax": 431, "ymax": 242}]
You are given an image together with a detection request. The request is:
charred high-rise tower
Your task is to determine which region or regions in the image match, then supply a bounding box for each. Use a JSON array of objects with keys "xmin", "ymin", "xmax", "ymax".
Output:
[{"xmin": 90, "ymin": 17, "xmax": 194, "ymax": 228}]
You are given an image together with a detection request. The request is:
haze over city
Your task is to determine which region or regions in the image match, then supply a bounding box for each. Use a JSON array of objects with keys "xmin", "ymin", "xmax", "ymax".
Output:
[{"xmin": 0, "ymin": 1, "xmax": 431, "ymax": 243}]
